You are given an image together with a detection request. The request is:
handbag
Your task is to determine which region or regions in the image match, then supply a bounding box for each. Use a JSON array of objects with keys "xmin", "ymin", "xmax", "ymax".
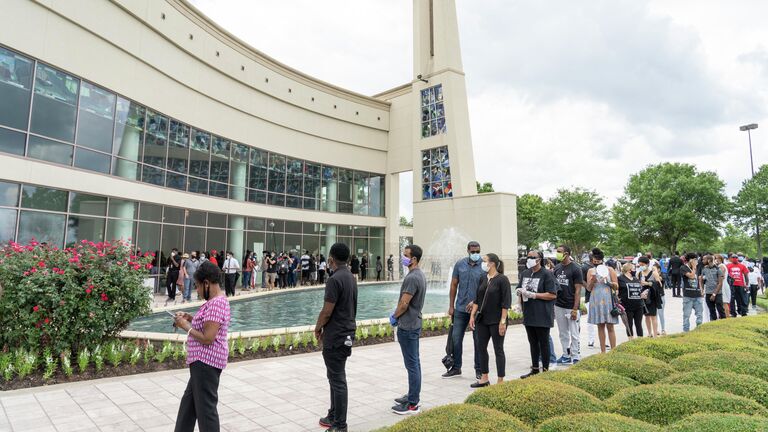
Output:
[
  {"xmin": 610, "ymin": 292, "xmax": 621, "ymax": 317},
  {"xmin": 474, "ymin": 277, "xmax": 491, "ymax": 324}
]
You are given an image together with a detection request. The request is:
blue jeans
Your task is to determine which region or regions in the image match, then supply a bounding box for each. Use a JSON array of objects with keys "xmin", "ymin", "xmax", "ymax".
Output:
[
  {"xmin": 451, "ymin": 310, "xmax": 480, "ymax": 373},
  {"xmin": 183, "ymin": 278, "xmax": 193, "ymax": 301},
  {"xmin": 397, "ymin": 327, "xmax": 421, "ymax": 405},
  {"xmin": 682, "ymin": 297, "xmax": 704, "ymax": 332},
  {"xmin": 261, "ymin": 270, "xmax": 267, "ymax": 288},
  {"xmin": 242, "ymin": 271, "xmax": 251, "ymax": 288}
]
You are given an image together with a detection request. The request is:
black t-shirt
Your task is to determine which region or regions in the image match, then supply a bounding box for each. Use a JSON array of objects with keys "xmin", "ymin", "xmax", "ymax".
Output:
[
  {"xmin": 581, "ymin": 263, "xmax": 593, "ymax": 303},
  {"xmin": 323, "ymin": 265, "xmax": 358, "ymax": 346},
  {"xmin": 350, "ymin": 258, "xmax": 360, "ymax": 274},
  {"xmin": 476, "ymin": 274, "xmax": 512, "ymax": 325},
  {"xmin": 669, "ymin": 256, "xmax": 683, "ymax": 274},
  {"xmin": 681, "ymin": 264, "xmax": 701, "ymax": 298},
  {"xmin": 554, "ymin": 261, "xmax": 585, "ymax": 309},
  {"xmin": 618, "ymin": 274, "xmax": 644, "ymax": 310},
  {"xmin": 518, "ymin": 267, "xmax": 558, "ymax": 328}
]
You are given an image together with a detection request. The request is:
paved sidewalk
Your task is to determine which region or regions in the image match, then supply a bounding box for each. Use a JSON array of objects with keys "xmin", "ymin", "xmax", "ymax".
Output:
[{"xmin": 0, "ymin": 295, "xmax": 745, "ymax": 432}]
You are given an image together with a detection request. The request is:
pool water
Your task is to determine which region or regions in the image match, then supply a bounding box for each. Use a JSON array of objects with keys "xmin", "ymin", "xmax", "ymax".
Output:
[{"xmin": 128, "ymin": 282, "xmax": 449, "ymax": 333}]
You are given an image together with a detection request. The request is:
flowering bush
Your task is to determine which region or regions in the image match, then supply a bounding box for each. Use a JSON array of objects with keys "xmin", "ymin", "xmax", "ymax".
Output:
[{"xmin": 0, "ymin": 240, "xmax": 152, "ymax": 354}]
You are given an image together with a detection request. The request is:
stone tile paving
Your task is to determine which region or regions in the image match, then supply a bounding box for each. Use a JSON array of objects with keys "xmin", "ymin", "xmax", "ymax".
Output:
[{"xmin": 1, "ymin": 294, "xmax": 743, "ymax": 432}]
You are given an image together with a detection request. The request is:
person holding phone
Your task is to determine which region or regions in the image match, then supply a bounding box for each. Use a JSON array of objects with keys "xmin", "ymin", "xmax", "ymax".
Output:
[{"xmin": 172, "ymin": 262, "xmax": 231, "ymax": 432}]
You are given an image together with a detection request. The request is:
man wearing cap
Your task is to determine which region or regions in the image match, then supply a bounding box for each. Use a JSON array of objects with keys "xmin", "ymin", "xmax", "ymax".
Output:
[{"xmin": 443, "ymin": 241, "xmax": 486, "ymax": 379}]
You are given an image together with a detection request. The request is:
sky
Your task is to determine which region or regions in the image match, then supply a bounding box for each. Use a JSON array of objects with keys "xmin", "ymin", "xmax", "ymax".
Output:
[{"xmin": 190, "ymin": 0, "xmax": 768, "ymax": 220}]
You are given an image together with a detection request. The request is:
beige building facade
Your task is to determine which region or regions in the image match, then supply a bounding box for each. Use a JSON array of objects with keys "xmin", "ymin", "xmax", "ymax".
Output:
[{"xmin": 0, "ymin": 0, "xmax": 517, "ymax": 275}]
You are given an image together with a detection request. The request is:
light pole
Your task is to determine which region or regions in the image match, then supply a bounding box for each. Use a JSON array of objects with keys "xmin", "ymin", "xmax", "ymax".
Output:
[
  {"xmin": 269, "ymin": 221, "xmax": 276, "ymax": 253},
  {"xmin": 739, "ymin": 123, "xmax": 762, "ymax": 260}
]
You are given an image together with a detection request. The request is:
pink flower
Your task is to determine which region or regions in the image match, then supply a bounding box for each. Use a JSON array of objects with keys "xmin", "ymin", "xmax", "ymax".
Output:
[
  {"xmin": 37, "ymin": 261, "xmax": 45, "ymax": 268},
  {"xmin": 32, "ymin": 305, "xmax": 39, "ymax": 312},
  {"xmin": 29, "ymin": 268, "xmax": 37, "ymax": 274},
  {"xmin": 85, "ymin": 288, "xmax": 92, "ymax": 294},
  {"xmin": 43, "ymin": 318, "xmax": 50, "ymax": 324},
  {"xmin": 23, "ymin": 271, "xmax": 29, "ymax": 276}
]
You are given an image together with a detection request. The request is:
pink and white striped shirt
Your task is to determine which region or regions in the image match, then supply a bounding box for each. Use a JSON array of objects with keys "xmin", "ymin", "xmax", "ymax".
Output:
[{"xmin": 186, "ymin": 295, "xmax": 230, "ymax": 370}]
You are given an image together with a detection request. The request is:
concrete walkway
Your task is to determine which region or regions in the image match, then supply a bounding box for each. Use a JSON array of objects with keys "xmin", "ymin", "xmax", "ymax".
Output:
[{"xmin": 0, "ymin": 295, "xmax": 749, "ymax": 432}]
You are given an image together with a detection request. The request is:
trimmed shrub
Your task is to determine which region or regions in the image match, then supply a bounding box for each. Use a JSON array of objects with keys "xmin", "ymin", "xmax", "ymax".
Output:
[
  {"xmin": 465, "ymin": 379, "xmax": 603, "ymax": 426},
  {"xmin": 671, "ymin": 351, "xmax": 768, "ymax": 381},
  {"xmin": 674, "ymin": 332, "xmax": 768, "ymax": 355},
  {"xmin": 537, "ymin": 413, "xmax": 661, "ymax": 432},
  {"xmin": 668, "ymin": 413, "xmax": 768, "ymax": 432},
  {"xmin": 612, "ymin": 336, "xmax": 701, "ymax": 362},
  {"xmin": 661, "ymin": 370, "xmax": 768, "ymax": 407},
  {"xmin": 605, "ymin": 384, "xmax": 767, "ymax": 425},
  {"xmin": 572, "ymin": 352, "xmax": 674, "ymax": 384},
  {"xmin": 536, "ymin": 370, "xmax": 639, "ymax": 400},
  {"xmin": 386, "ymin": 404, "xmax": 530, "ymax": 432},
  {"xmin": 694, "ymin": 315, "xmax": 768, "ymax": 341}
]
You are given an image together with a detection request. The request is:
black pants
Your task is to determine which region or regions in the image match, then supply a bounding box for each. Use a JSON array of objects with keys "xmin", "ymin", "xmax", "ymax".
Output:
[
  {"xmin": 323, "ymin": 345, "xmax": 352, "ymax": 429},
  {"xmin": 670, "ymin": 273, "xmax": 681, "ymax": 296},
  {"xmin": 167, "ymin": 270, "xmax": 179, "ymax": 300},
  {"xmin": 376, "ymin": 270, "xmax": 382, "ymax": 281},
  {"xmin": 361, "ymin": 268, "xmax": 367, "ymax": 281},
  {"xmin": 175, "ymin": 361, "xmax": 222, "ymax": 432},
  {"xmin": 731, "ymin": 286, "xmax": 749, "ymax": 316},
  {"xmin": 625, "ymin": 308, "xmax": 643, "ymax": 337},
  {"xmin": 318, "ymin": 270, "xmax": 326, "ymax": 284},
  {"xmin": 750, "ymin": 285, "xmax": 759, "ymax": 307},
  {"xmin": 279, "ymin": 272, "xmax": 287, "ymax": 288},
  {"xmin": 525, "ymin": 326, "xmax": 551, "ymax": 370},
  {"xmin": 477, "ymin": 323, "xmax": 506, "ymax": 377},
  {"xmin": 706, "ymin": 294, "xmax": 726, "ymax": 321},
  {"xmin": 224, "ymin": 273, "xmax": 236, "ymax": 296}
]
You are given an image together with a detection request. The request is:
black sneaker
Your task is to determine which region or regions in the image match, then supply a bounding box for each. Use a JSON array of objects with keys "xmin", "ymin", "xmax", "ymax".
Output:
[
  {"xmin": 520, "ymin": 367, "xmax": 540, "ymax": 379},
  {"xmin": 392, "ymin": 402, "xmax": 421, "ymax": 415},
  {"xmin": 441, "ymin": 368, "xmax": 462, "ymax": 378},
  {"xmin": 394, "ymin": 395, "xmax": 422, "ymax": 407},
  {"xmin": 319, "ymin": 416, "xmax": 333, "ymax": 428},
  {"xmin": 327, "ymin": 427, "xmax": 347, "ymax": 432}
]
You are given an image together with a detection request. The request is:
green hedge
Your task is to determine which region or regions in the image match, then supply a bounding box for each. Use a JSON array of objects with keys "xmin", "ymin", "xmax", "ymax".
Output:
[
  {"xmin": 465, "ymin": 379, "xmax": 603, "ymax": 426},
  {"xmin": 661, "ymin": 370, "xmax": 768, "ymax": 407},
  {"xmin": 671, "ymin": 351, "xmax": 768, "ymax": 381},
  {"xmin": 611, "ymin": 336, "xmax": 701, "ymax": 362},
  {"xmin": 386, "ymin": 404, "xmax": 530, "ymax": 432},
  {"xmin": 536, "ymin": 370, "xmax": 639, "ymax": 400},
  {"xmin": 605, "ymin": 384, "xmax": 767, "ymax": 425},
  {"xmin": 572, "ymin": 353, "xmax": 674, "ymax": 384},
  {"xmin": 668, "ymin": 413, "xmax": 768, "ymax": 432},
  {"xmin": 615, "ymin": 333, "xmax": 768, "ymax": 361},
  {"xmin": 694, "ymin": 315, "xmax": 768, "ymax": 340},
  {"xmin": 537, "ymin": 413, "xmax": 660, "ymax": 432}
]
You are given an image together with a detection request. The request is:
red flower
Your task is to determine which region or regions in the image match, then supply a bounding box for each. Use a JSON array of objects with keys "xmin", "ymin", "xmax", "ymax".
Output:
[
  {"xmin": 37, "ymin": 261, "xmax": 45, "ymax": 268},
  {"xmin": 29, "ymin": 268, "xmax": 37, "ymax": 274},
  {"xmin": 32, "ymin": 305, "xmax": 39, "ymax": 312},
  {"xmin": 85, "ymin": 288, "xmax": 92, "ymax": 294},
  {"xmin": 23, "ymin": 271, "xmax": 29, "ymax": 276},
  {"xmin": 43, "ymin": 318, "xmax": 50, "ymax": 324}
]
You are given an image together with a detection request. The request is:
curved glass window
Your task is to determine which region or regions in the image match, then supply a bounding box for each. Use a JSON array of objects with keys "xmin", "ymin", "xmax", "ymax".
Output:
[
  {"xmin": 0, "ymin": 47, "xmax": 33, "ymax": 130},
  {"xmin": 31, "ymin": 63, "xmax": 79, "ymax": 142},
  {"xmin": 76, "ymin": 82, "xmax": 115, "ymax": 153}
]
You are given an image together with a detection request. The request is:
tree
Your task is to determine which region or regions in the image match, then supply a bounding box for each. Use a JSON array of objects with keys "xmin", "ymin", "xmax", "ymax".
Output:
[
  {"xmin": 476, "ymin": 181, "xmax": 495, "ymax": 193},
  {"xmin": 541, "ymin": 188, "xmax": 609, "ymax": 256},
  {"xmin": 732, "ymin": 164, "xmax": 768, "ymax": 257},
  {"xmin": 712, "ymin": 224, "xmax": 756, "ymax": 256},
  {"xmin": 614, "ymin": 163, "xmax": 729, "ymax": 253},
  {"xmin": 517, "ymin": 194, "xmax": 545, "ymax": 252},
  {"xmin": 399, "ymin": 216, "xmax": 413, "ymax": 227}
]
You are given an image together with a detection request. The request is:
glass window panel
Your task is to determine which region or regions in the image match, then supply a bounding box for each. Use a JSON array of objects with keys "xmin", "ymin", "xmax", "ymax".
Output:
[
  {"xmin": 21, "ymin": 185, "xmax": 67, "ymax": 211},
  {"xmin": 0, "ymin": 181, "xmax": 20, "ymax": 206},
  {"xmin": 161, "ymin": 224, "xmax": 182, "ymax": 256},
  {"xmin": 245, "ymin": 231, "xmax": 266, "ymax": 256},
  {"xmin": 206, "ymin": 228, "xmax": 226, "ymax": 254},
  {"xmin": 284, "ymin": 234, "xmax": 302, "ymax": 254},
  {"xmin": 210, "ymin": 159, "xmax": 229, "ymax": 183},
  {"xmin": 303, "ymin": 198, "xmax": 318, "ymax": 210},
  {"xmin": 353, "ymin": 171, "xmax": 369, "ymax": 215},
  {"xmin": 370, "ymin": 227, "xmax": 385, "ymax": 238},
  {"xmin": 0, "ymin": 127, "xmax": 25, "ymax": 156},
  {"xmin": 268, "ymin": 170, "xmax": 285, "ymax": 193},
  {"xmin": 138, "ymin": 203, "xmax": 162, "ymax": 222},
  {"xmin": 231, "ymin": 143, "xmax": 248, "ymax": 163},
  {"xmin": 303, "ymin": 222, "xmax": 320, "ymax": 235},
  {"xmin": 0, "ymin": 47, "xmax": 33, "ymax": 130},
  {"xmin": 265, "ymin": 232, "xmax": 283, "ymax": 253},
  {"xmin": 163, "ymin": 206, "xmax": 185, "ymax": 225},
  {"xmin": 247, "ymin": 217, "xmax": 265, "ymax": 231},
  {"xmin": 266, "ymin": 220, "xmax": 284, "ymax": 232},
  {"xmin": 209, "ymin": 182, "xmax": 228, "ymax": 198},
  {"xmin": 286, "ymin": 158, "xmax": 303, "ymax": 175},
  {"xmin": 188, "ymin": 177, "xmax": 208, "ymax": 195},
  {"xmin": 249, "ymin": 148, "xmax": 268, "ymax": 167},
  {"xmin": 337, "ymin": 225, "xmax": 352, "ymax": 236},
  {"xmin": 354, "ymin": 238, "xmax": 368, "ymax": 257},
  {"xmin": 168, "ymin": 120, "xmax": 189, "ymax": 148},
  {"xmin": 31, "ymin": 63, "xmax": 79, "ymax": 142},
  {"xmin": 354, "ymin": 226, "xmax": 369, "ymax": 237},
  {"xmin": 322, "ymin": 166, "xmax": 338, "ymax": 181},
  {"xmin": 0, "ymin": 208, "xmax": 17, "ymax": 244},
  {"xmin": 28, "ymin": 135, "xmax": 73, "ymax": 166},
  {"xmin": 18, "ymin": 211, "xmax": 65, "ymax": 247},
  {"xmin": 166, "ymin": 150, "xmax": 188, "ymax": 173},
  {"xmin": 249, "ymin": 166, "xmax": 267, "ymax": 190},
  {"xmin": 106, "ymin": 218, "xmax": 135, "ymax": 242},
  {"xmin": 165, "ymin": 171, "xmax": 187, "ymax": 191},
  {"xmin": 76, "ymin": 82, "xmax": 115, "ymax": 153},
  {"xmin": 143, "ymin": 111, "xmax": 167, "ymax": 166},
  {"xmin": 112, "ymin": 158, "xmax": 139, "ymax": 181},
  {"xmin": 186, "ymin": 210, "xmax": 206, "ymax": 226},
  {"xmin": 247, "ymin": 189, "xmax": 267, "ymax": 204},
  {"xmin": 113, "ymin": 98, "xmax": 144, "ymax": 161},
  {"xmin": 184, "ymin": 226, "xmax": 205, "ymax": 254},
  {"xmin": 303, "ymin": 178, "xmax": 320, "ymax": 198},
  {"xmin": 74, "ymin": 148, "xmax": 110, "ymax": 174},
  {"xmin": 140, "ymin": 164, "xmax": 165, "ymax": 186},
  {"xmin": 368, "ymin": 175, "xmax": 383, "ymax": 217},
  {"xmin": 191, "ymin": 129, "xmax": 210, "ymax": 151},
  {"xmin": 304, "ymin": 162, "xmax": 320, "ymax": 179},
  {"xmin": 268, "ymin": 193, "xmax": 285, "ymax": 207},
  {"xmin": 108, "ymin": 198, "xmax": 137, "ymax": 219},
  {"xmin": 188, "ymin": 129, "xmax": 209, "ymax": 178},
  {"xmin": 269, "ymin": 154, "xmax": 286, "ymax": 172},
  {"xmin": 66, "ymin": 215, "xmax": 105, "ymax": 246},
  {"xmin": 136, "ymin": 222, "xmax": 161, "ymax": 258},
  {"xmin": 69, "ymin": 192, "xmax": 106, "ymax": 216},
  {"xmin": 303, "ymin": 235, "xmax": 320, "ymax": 255},
  {"xmin": 286, "ymin": 177, "xmax": 302, "ymax": 196},
  {"xmin": 286, "ymin": 195, "xmax": 301, "ymax": 208},
  {"xmin": 339, "ymin": 202, "xmax": 353, "ymax": 214},
  {"xmin": 207, "ymin": 213, "xmax": 227, "ymax": 228},
  {"xmin": 337, "ymin": 237, "xmax": 352, "ymax": 251},
  {"xmin": 284, "ymin": 221, "xmax": 302, "ymax": 234},
  {"xmin": 211, "ymin": 136, "xmax": 230, "ymax": 158}
]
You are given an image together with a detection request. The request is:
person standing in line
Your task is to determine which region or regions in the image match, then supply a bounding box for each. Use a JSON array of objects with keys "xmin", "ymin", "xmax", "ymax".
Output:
[
  {"xmin": 714, "ymin": 254, "xmax": 732, "ymax": 318},
  {"xmin": 581, "ymin": 254, "xmax": 598, "ymax": 348},
  {"xmin": 681, "ymin": 253, "xmax": 703, "ymax": 331},
  {"xmin": 318, "ymin": 255, "xmax": 327, "ymax": 284},
  {"xmin": 265, "ymin": 252, "xmax": 277, "ymax": 291},
  {"xmin": 391, "ymin": 245, "xmax": 427, "ymax": 415},
  {"xmin": 700, "ymin": 254, "xmax": 725, "ymax": 321},
  {"xmin": 748, "ymin": 265, "xmax": 764, "ymax": 311},
  {"xmin": 166, "ymin": 248, "xmax": 181, "ymax": 304},
  {"xmin": 586, "ymin": 248, "xmax": 619, "ymax": 353},
  {"xmin": 173, "ymin": 262, "xmax": 231, "ymax": 432},
  {"xmin": 553, "ymin": 245, "xmax": 585, "ymax": 365},
  {"xmin": 637, "ymin": 256, "xmax": 662, "ymax": 336},
  {"xmin": 443, "ymin": 241, "xmax": 485, "ymax": 379},
  {"xmin": 241, "ymin": 250, "xmax": 253, "ymax": 292},
  {"xmin": 360, "ymin": 254, "xmax": 368, "ymax": 282},
  {"xmin": 310, "ymin": 254, "xmax": 318, "ymax": 285},
  {"xmin": 668, "ymin": 251, "xmax": 683, "ymax": 297},
  {"xmin": 376, "ymin": 256, "xmax": 383, "ymax": 282},
  {"xmin": 208, "ymin": 249, "xmax": 219, "ymax": 267},
  {"xmin": 387, "ymin": 254, "xmax": 395, "ymax": 281},
  {"xmin": 762, "ymin": 257, "xmax": 768, "ymax": 295},
  {"xmin": 222, "ymin": 251, "xmax": 240, "ymax": 297},
  {"xmin": 300, "ymin": 250, "xmax": 311, "ymax": 286},
  {"xmin": 727, "ymin": 253, "xmax": 751, "ymax": 317},
  {"xmin": 469, "ymin": 253, "xmax": 511, "ymax": 387},
  {"xmin": 618, "ymin": 262, "xmax": 644, "ymax": 339},
  {"xmin": 315, "ymin": 243, "xmax": 358, "ymax": 432},
  {"xmin": 660, "ymin": 254, "xmax": 670, "ymax": 288},
  {"xmin": 518, "ymin": 250, "xmax": 558, "ymax": 378},
  {"xmin": 350, "ymin": 255, "xmax": 360, "ymax": 281},
  {"xmin": 182, "ymin": 252, "xmax": 200, "ymax": 302}
]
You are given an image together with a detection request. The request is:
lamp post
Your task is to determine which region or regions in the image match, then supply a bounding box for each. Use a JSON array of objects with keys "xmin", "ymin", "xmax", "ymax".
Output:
[
  {"xmin": 269, "ymin": 221, "xmax": 276, "ymax": 253},
  {"xmin": 739, "ymin": 123, "xmax": 762, "ymax": 260}
]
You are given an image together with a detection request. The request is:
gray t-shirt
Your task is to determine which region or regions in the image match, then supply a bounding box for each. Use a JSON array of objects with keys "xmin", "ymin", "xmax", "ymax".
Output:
[
  {"xmin": 397, "ymin": 267, "xmax": 427, "ymax": 330},
  {"xmin": 183, "ymin": 258, "xmax": 199, "ymax": 279},
  {"xmin": 701, "ymin": 266, "xmax": 722, "ymax": 294}
]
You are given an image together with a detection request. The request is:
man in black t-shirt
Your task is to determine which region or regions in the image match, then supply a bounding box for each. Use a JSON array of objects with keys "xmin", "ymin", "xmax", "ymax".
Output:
[
  {"xmin": 553, "ymin": 245, "xmax": 584, "ymax": 364},
  {"xmin": 669, "ymin": 252, "xmax": 683, "ymax": 297},
  {"xmin": 681, "ymin": 253, "xmax": 703, "ymax": 332},
  {"xmin": 315, "ymin": 243, "xmax": 358, "ymax": 432}
]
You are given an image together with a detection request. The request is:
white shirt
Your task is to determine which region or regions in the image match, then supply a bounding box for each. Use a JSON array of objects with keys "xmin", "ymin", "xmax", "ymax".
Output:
[
  {"xmin": 749, "ymin": 271, "xmax": 762, "ymax": 286},
  {"xmin": 224, "ymin": 257, "xmax": 240, "ymax": 274}
]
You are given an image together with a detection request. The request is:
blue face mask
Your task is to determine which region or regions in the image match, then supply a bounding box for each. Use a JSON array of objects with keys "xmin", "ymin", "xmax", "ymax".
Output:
[
  {"xmin": 469, "ymin": 253, "xmax": 481, "ymax": 262},
  {"xmin": 401, "ymin": 256, "xmax": 412, "ymax": 267}
]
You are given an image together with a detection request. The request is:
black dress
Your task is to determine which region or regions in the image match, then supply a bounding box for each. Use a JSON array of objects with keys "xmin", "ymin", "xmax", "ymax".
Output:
[{"xmin": 639, "ymin": 270, "xmax": 662, "ymax": 316}]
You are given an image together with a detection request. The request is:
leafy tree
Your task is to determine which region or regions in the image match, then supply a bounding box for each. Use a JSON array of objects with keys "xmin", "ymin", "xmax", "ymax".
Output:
[
  {"xmin": 712, "ymin": 224, "xmax": 756, "ymax": 256},
  {"xmin": 614, "ymin": 163, "xmax": 729, "ymax": 253},
  {"xmin": 399, "ymin": 216, "xmax": 413, "ymax": 227},
  {"xmin": 732, "ymin": 164, "xmax": 768, "ymax": 257},
  {"xmin": 541, "ymin": 188, "xmax": 609, "ymax": 256},
  {"xmin": 517, "ymin": 194, "xmax": 545, "ymax": 253},
  {"xmin": 476, "ymin": 181, "xmax": 495, "ymax": 193}
]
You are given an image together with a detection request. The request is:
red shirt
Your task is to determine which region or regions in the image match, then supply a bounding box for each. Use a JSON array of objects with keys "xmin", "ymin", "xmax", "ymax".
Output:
[{"xmin": 727, "ymin": 262, "xmax": 750, "ymax": 287}]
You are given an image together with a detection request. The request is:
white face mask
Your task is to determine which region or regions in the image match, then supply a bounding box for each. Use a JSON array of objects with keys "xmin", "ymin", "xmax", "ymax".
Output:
[
  {"xmin": 638, "ymin": 266, "xmax": 648, "ymax": 272},
  {"xmin": 481, "ymin": 262, "xmax": 490, "ymax": 272},
  {"xmin": 526, "ymin": 258, "xmax": 538, "ymax": 269}
]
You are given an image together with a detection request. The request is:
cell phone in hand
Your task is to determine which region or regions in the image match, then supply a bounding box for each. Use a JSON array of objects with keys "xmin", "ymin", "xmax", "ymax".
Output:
[{"xmin": 166, "ymin": 311, "xmax": 176, "ymax": 318}]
